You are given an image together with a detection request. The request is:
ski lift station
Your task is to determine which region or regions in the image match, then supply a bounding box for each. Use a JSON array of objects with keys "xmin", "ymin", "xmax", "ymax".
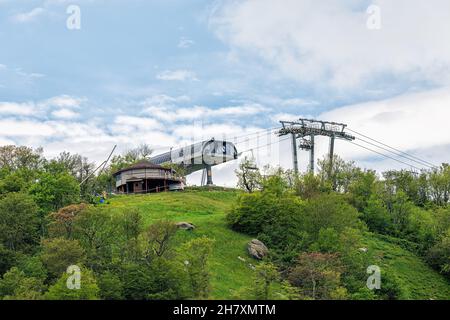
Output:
[{"xmin": 113, "ymin": 139, "xmax": 238, "ymax": 194}]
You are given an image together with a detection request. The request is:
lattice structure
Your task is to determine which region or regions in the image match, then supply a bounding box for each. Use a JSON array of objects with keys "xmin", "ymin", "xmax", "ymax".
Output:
[{"xmin": 278, "ymin": 118, "xmax": 355, "ymax": 174}]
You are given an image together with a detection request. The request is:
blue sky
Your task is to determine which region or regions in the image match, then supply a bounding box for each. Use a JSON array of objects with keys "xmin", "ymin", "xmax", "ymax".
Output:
[{"xmin": 1, "ymin": 0, "xmax": 450, "ymax": 185}]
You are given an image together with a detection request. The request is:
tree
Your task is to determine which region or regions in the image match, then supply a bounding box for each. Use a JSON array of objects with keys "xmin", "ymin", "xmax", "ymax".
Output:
[
  {"xmin": 144, "ymin": 220, "xmax": 178, "ymax": 260},
  {"xmin": 362, "ymin": 196, "xmax": 391, "ymax": 234},
  {"xmin": 121, "ymin": 259, "xmax": 188, "ymax": 300},
  {"xmin": 426, "ymin": 233, "xmax": 450, "ymax": 275},
  {"xmin": 0, "ymin": 145, "xmax": 44, "ymax": 172},
  {"xmin": 348, "ymin": 170, "xmax": 378, "ymax": 212},
  {"xmin": 252, "ymin": 262, "xmax": 280, "ymax": 300},
  {"xmin": 428, "ymin": 164, "xmax": 450, "ymax": 206},
  {"xmin": 29, "ymin": 171, "xmax": 80, "ymax": 214},
  {"xmin": 40, "ymin": 238, "xmax": 86, "ymax": 279},
  {"xmin": 295, "ymin": 172, "xmax": 328, "ymax": 200},
  {"xmin": 97, "ymin": 271, "xmax": 124, "ymax": 300},
  {"xmin": 318, "ymin": 155, "xmax": 360, "ymax": 193},
  {"xmin": 183, "ymin": 237, "xmax": 214, "ymax": 299},
  {"xmin": 0, "ymin": 267, "xmax": 45, "ymax": 300},
  {"xmin": 288, "ymin": 252, "xmax": 346, "ymax": 300},
  {"xmin": 0, "ymin": 193, "xmax": 40, "ymax": 252},
  {"xmin": 114, "ymin": 209, "xmax": 143, "ymax": 262},
  {"xmin": 0, "ymin": 244, "xmax": 17, "ymax": 276},
  {"xmin": 44, "ymin": 267, "xmax": 99, "ymax": 300},
  {"xmin": 235, "ymin": 157, "xmax": 262, "ymax": 193},
  {"xmin": 47, "ymin": 203, "xmax": 89, "ymax": 239},
  {"xmin": 72, "ymin": 207, "xmax": 116, "ymax": 270},
  {"xmin": 302, "ymin": 193, "xmax": 362, "ymax": 241}
]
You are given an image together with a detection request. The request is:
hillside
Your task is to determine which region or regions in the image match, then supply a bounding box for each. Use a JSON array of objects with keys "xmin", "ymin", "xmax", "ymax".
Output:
[{"xmin": 106, "ymin": 189, "xmax": 450, "ymax": 300}]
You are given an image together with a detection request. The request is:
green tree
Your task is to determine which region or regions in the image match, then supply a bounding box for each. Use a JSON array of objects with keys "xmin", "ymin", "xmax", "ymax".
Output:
[
  {"xmin": 0, "ymin": 267, "xmax": 45, "ymax": 300},
  {"xmin": 97, "ymin": 271, "xmax": 124, "ymax": 300},
  {"xmin": 252, "ymin": 262, "xmax": 280, "ymax": 300},
  {"xmin": 318, "ymin": 155, "xmax": 360, "ymax": 193},
  {"xmin": 47, "ymin": 203, "xmax": 89, "ymax": 239},
  {"xmin": 44, "ymin": 267, "xmax": 99, "ymax": 300},
  {"xmin": 30, "ymin": 171, "xmax": 80, "ymax": 214},
  {"xmin": 0, "ymin": 192, "xmax": 39, "ymax": 252},
  {"xmin": 121, "ymin": 259, "xmax": 188, "ymax": 300},
  {"xmin": 183, "ymin": 237, "xmax": 214, "ymax": 299},
  {"xmin": 302, "ymin": 193, "xmax": 362, "ymax": 241},
  {"xmin": 0, "ymin": 244, "xmax": 17, "ymax": 276},
  {"xmin": 40, "ymin": 238, "xmax": 86, "ymax": 279},
  {"xmin": 144, "ymin": 220, "xmax": 178, "ymax": 260},
  {"xmin": 115, "ymin": 209, "xmax": 143, "ymax": 263},
  {"xmin": 235, "ymin": 157, "xmax": 262, "ymax": 193},
  {"xmin": 0, "ymin": 145, "xmax": 44, "ymax": 172},
  {"xmin": 288, "ymin": 252, "xmax": 346, "ymax": 300},
  {"xmin": 362, "ymin": 196, "xmax": 391, "ymax": 234},
  {"xmin": 426, "ymin": 233, "xmax": 450, "ymax": 275},
  {"xmin": 72, "ymin": 207, "xmax": 116, "ymax": 270}
]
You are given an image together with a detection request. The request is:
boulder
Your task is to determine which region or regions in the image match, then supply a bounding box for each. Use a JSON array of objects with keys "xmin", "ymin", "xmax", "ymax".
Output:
[
  {"xmin": 176, "ymin": 222, "xmax": 195, "ymax": 230},
  {"xmin": 247, "ymin": 239, "xmax": 268, "ymax": 260}
]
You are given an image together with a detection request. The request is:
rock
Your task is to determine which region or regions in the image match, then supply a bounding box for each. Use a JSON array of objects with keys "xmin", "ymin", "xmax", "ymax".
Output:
[
  {"xmin": 247, "ymin": 239, "xmax": 268, "ymax": 260},
  {"xmin": 176, "ymin": 222, "xmax": 195, "ymax": 230}
]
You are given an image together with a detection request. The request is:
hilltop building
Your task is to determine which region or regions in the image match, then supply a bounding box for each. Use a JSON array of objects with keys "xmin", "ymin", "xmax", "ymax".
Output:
[{"xmin": 113, "ymin": 161, "xmax": 184, "ymax": 194}]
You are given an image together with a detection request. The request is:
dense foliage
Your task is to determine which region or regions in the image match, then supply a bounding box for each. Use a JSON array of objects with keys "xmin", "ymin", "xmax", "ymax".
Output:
[
  {"xmin": 230, "ymin": 156, "xmax": 450, "ymax": 299},
  {"xmin": 0, "ymin": 145, "xmax": 214, "ymax": 300}
]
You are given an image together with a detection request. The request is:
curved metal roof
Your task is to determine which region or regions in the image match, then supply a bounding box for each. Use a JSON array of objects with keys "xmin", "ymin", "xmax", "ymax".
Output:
[{"xmin": 113, "ymin": 160, "xmax": 172, "ymax": 176}]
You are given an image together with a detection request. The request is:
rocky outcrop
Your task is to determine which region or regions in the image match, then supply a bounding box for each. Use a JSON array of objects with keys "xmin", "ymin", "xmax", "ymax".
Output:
[
  {"xmin": 176, "ymin": 222, "xmax": 196, "ymax": 230},
  {"xmin": 247, "ymin": 239, "xmax": 268, "ymax": 260}
]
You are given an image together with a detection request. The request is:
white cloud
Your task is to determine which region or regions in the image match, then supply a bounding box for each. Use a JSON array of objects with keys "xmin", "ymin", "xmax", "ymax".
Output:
[
  {"xmin": 210, "ymin": 0, "xmax": 450, "ymax": 89},
  {"xmin": 0, "ymin": 102, "xmax": 36, "ymax": 116},
  {"xmin": 12, "ymin": 7, "xmax": 46, "ymax": 23},
  {"xmin": 305, "ymin": 87, "xmax": 450, "ymax": 170},
  {"xmin": 156, "ymin": 69, "xmax": 198, "ymax": 81},
  {"xmin": 40, "ymin": 95, "xmax": 84, "ymax": 109},
  {"xmin": 144, "ymin": 103, "xmax": 268, "ymax": 122},
  {"xmin": 0, "ymin": 119, "xmax": 55, "ymax": 137},
  {"xmin": 51, "ymin": 108, "xmax": 79, "ymax": 119}
]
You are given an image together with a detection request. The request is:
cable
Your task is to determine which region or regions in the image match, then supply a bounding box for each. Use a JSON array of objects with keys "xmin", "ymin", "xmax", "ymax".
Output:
[
  {"xmin": 347, "ymin": 128, "xmax": 438, "ymax": 168},
  {"xmin": 348, "ymin": 140, "xmax": 422, "ymax": 171},
  {"xmin": 239, "ymin": 136, "xmax": 291, "ymax": 154},
  {"xmin": 353, "ymin": 137, "xmax": 435, "ymax": 169},
  {"xmin": 228, "ymin": 127, "xmax": 281, "ymax": 144}
]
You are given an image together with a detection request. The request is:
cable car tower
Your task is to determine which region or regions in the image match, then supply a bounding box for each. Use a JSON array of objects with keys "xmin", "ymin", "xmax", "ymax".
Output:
[{"xmin": 278, "ymin": 118, "xmax": 355, "ymax": 174}]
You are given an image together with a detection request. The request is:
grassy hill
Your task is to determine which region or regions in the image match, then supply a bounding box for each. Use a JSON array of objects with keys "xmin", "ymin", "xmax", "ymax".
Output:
[{"xmin": 106, "ymin": 189, "xmax": 450, "ymax": 300}]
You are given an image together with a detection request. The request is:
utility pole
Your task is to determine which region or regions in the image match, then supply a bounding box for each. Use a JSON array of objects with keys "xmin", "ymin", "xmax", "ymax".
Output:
[
  {"xmin": 328, "ymin": 134, "xmax": 335, "ymax": 176},
  {"xmin": 277, "ymin": 118, "xmax": 354, "ymax": 175},
  {"xmin": 206, "ymin": 164, "xmax": 213, "ymax": 185},
  {"xmin": 291, "ymin": 133, "xmax": 299, "ymax": 174}
]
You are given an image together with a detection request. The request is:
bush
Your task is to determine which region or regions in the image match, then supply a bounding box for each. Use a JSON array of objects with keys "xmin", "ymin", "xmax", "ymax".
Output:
[{"xmin": 121, "ymin": 259, "xmax": 188, "ymax": 300}]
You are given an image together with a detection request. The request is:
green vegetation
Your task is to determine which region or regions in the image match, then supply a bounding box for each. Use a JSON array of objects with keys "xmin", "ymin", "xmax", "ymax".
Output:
[{"xmin": 0, "ymin": 144, "xmax": 449, "ymax": 300}]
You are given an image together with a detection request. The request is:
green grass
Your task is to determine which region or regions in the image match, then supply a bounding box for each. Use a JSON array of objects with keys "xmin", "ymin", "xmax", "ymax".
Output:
[
  {"xmin": 106, "ymin": 189, "xmax": 450, "ymax": 300},
  {"xmin": 107, "ymin": 189, "xmax": 257, "ymax": 299},
  {"xmin": 363, "ymin": 233, "xmax": 450, "ymax": 300}
]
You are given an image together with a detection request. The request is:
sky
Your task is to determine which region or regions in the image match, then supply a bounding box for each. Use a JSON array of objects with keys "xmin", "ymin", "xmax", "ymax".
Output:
[{"xmin": 0, "ymin": 0, "xmax": 449, "ymax": 186}]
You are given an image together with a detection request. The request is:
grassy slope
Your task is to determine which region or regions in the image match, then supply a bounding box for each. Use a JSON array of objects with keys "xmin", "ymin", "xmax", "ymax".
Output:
[
  {"xmin": 363, "ymin": 234, "xmax": 450, "ymax": 299},
  {"xmin": 107, "ymin": 189, "xmax": 450, "ymax": 300},
  {"xmin": 107, "ymin": 189, "xmax": 256, "ymax": 299}
]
